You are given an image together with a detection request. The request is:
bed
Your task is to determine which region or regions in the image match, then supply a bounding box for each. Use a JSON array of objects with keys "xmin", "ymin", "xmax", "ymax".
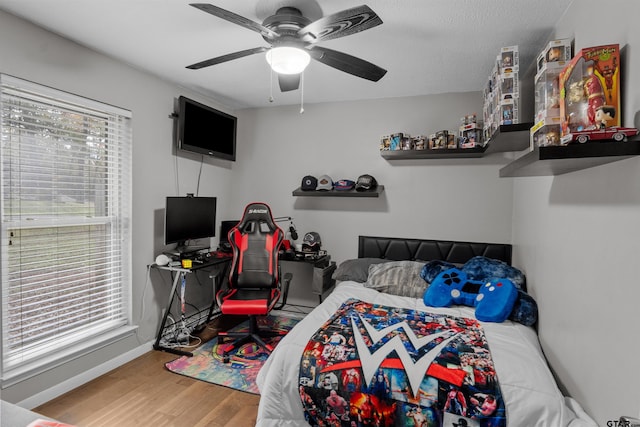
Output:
[{"xmin": 256, "ymin": 236, "xmax": 596, "ymax": 426}]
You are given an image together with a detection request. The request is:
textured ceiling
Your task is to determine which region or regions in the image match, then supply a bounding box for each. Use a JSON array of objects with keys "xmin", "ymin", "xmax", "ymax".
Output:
[{"xmin": 0, "ymin": 0, "xmax": 573, "ymax": 109}]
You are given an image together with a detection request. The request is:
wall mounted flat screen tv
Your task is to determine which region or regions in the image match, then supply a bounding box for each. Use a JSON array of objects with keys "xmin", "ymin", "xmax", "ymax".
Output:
[
  {"xmin": 165, "ymin": 196, "xmax": 217, "ymax": 251},
  {"xmin": 177, "ymin": 96, "xmax": 237, "ymax": 161}
]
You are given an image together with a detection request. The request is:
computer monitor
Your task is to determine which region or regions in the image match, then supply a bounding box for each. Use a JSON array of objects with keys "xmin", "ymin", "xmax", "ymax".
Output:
[{"xmin": 165, "ymin": 196, "xmax": 217, "ymax": 253}]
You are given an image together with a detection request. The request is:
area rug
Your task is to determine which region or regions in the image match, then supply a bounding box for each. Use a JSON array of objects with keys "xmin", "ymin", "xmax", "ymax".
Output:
[{"xmin": 165, "ymin": 314, "xmax": 300, "ymax": 394}]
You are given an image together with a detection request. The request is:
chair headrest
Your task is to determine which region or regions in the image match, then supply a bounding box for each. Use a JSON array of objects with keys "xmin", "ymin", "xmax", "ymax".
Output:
[{"xmin": 237, "ymin": 202, "xmax": 277, "ymax": 233}]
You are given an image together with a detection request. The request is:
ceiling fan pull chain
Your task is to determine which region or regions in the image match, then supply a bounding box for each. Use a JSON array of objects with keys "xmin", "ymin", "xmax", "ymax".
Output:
[
  {"xmin": 300, "ymin": 72, "xmax": 305, "ymax": 114},
  {"xmin": 269, "ymin": 50, "xmax": 275, "ymax": 103}
]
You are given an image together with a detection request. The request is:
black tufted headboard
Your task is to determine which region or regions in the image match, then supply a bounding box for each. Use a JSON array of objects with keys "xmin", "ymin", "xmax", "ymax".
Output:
[{"xmin": 358, "ymin": 236, "xmax": 512, "ymax": 266}]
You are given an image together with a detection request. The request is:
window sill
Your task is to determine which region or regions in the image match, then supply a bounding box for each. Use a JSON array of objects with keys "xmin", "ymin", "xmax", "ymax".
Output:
[{"xmin": 2, "ymin": 325, "xmax": 138, "ymax": 388}]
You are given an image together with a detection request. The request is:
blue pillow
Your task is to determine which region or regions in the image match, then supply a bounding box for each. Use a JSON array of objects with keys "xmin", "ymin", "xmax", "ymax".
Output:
[{"xmin": 423, "ymin": 268, "xmax": 519, "ymax": 323}]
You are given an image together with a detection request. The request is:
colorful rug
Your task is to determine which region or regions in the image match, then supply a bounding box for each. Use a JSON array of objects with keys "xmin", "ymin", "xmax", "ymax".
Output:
[{"xmin": 165, "ymin": 314, "xmax": 300, "ymax": 394}]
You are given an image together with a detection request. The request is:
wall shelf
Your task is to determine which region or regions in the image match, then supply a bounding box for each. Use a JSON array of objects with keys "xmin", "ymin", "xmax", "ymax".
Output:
[
  {"xmin": 380, "ymin": 148, "xmax": 485, "ymax": 159},
  {"xmin": 499, "ymin": 139, "xmax": 640, "ymax": 177},
  {"xmin": 484, "ymin": 123, "xmax": 532, "ymax": 153},
  {"xmin": 380, "ymin": 123, "xmax": 532, "ymax": 160},
  {"xmin": 292, "ymin": 185, "xmax": 384, "ymax": 197}
]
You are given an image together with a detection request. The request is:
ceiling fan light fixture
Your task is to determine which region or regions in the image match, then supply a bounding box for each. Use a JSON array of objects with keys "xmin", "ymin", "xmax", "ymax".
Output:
[{"xmin": 265, "ymin": 46, "xmax": 310, "ymax": 75}]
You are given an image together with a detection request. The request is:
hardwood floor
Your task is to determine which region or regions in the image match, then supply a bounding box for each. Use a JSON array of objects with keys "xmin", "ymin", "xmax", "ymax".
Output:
[{"xmin": 34, "ymin": 316, "xmax": 261, "ymax": 427}]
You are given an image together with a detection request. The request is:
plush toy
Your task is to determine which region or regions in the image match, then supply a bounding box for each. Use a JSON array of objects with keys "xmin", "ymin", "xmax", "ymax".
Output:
[
  {"xmin": 420, "ymin": 256, "xmax": 538, "ymax": 326},
  {"xmin": 424, "ymin": 268, "xmax": 519, "ymax": 323}
]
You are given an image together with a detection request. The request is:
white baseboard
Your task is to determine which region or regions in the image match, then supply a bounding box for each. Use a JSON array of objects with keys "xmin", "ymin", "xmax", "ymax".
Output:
[{"xmin": 18, "ymin": 341, "xmax": 154, "ymax": 410}]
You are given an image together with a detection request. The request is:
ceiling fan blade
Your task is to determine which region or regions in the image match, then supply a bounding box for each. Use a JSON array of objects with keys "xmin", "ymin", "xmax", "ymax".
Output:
[
  {"xmin": 298, "ymin": 5, "xmax": 382, "ymax": 43},
  {"xmin": 310, "ymin": 46, "xmax": 386, "ymax": 82},
  {"xmin": 186, "ymin": 47, "xmax": 268, "ymax": 69},
  {"xmin": 278, "ymin": 74, "xmax": 301, "ymax": 92},
  {"xmin": 190, "ymin": 3, "xmax": 279, "ymax": 40}
]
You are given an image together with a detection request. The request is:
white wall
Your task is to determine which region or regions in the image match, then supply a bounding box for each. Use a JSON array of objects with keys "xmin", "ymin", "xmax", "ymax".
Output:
[
  {"xmin": 511, "ymin": 0, "xmax": 640, "ymax": 424},
  {"xmin": 0, "ymin": 9, "xmax": 236, "ymax": 403},
  {"xmin": 233, "ymin": 95, "xmax": 515, "ymax": 264}
]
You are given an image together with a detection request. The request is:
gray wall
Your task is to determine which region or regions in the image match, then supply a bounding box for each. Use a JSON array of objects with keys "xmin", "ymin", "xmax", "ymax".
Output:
[
  {"xmin": 232, "ymin": 97, "xmax": 515, "ymax": 263},
  {"xmin": 511, "ymin": 0, "xmax": 640, "ymax": 424}
]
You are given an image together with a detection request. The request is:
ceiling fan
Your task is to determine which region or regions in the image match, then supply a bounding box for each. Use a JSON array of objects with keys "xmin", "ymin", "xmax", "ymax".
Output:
[{"xmin": 186, "ymin": 3, "xmax": 387, "ymax": 92}]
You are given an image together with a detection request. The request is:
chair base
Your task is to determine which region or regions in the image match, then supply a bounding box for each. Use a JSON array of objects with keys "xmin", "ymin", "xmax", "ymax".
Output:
[{"xmin": 217, "ymin": 315, "xmax": 287, "ymax": 363}]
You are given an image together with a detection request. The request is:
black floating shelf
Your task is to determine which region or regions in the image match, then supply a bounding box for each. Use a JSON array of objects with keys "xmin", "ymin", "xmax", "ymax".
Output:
[
  {"xmin": 380, "ymin": 123, "xmax": 532, "ymax": 160},
  {"xmin": 380, "ymin": 147, "xmax": 485, "ymax": 159},
  {"xmin": 292, "ymin": 185, "xmax": 384, "ymax": 197},
  {"xmin": 484, "ymin": 123, "xmax": 533, "ymax": 154},
  {"xmin": 499, "ymin": 139, "xmax": 640, "ymax": 177}
]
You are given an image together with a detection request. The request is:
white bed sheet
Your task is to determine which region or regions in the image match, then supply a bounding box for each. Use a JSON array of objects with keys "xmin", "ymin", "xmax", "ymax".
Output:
[{"xmin": 256, "ymin": 281, "xmax": 596, "ymax": 427}]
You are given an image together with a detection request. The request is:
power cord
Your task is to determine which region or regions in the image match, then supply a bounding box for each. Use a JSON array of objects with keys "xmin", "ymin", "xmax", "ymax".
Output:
[
  {"xmin": 135, "ymin": 264, "xmax": 153, "ymax": 345},
  {"xmin": 158, "ymin": 314, "xmax": 203, "ymax": 349}
]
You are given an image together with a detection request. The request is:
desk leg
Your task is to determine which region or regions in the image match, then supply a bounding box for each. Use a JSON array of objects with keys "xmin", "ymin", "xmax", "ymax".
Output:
[
  {"xmin": 153, "ymin": 271, "xmax": 193, "ymax": 357},
  {"xmin": 204, "ymin": 262, "xmax": 228, "ymax": 324}
]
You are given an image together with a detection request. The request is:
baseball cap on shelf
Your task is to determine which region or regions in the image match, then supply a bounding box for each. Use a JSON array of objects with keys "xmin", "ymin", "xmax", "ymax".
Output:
[
  {"xmin": 316, "ymin": 175, "xmax": 333, "ymax": 191},
  {"xmin": 334, "ymin": 179, "xmax": 355, "ymax": 191},
  {"xmin": 355, "ymin": 174, "xmax": 378, "ymax": 191},
  {"xmin": 302, "ymin": 231, "xmax": 321, "ymax": 252},
  {"xmin": 301, "ymin": 175, "xmax": 318, "ymax": 191}
]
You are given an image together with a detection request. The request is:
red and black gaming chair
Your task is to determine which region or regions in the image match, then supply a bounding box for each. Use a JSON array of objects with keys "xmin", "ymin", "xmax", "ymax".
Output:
[{"xmin": 216, "ymin": 202, "xmax": 291, "ymax": 362}]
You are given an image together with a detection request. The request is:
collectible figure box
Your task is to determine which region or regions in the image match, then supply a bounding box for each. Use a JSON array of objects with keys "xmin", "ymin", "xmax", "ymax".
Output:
[
  {"xmin": 429, "ymin": 131, "xmax": 448, "ymax": 149},
  {"xmin": 499, "ymin": 45, "xmax": 519, "ymax": 73},
  {"xmin": 390, "ymin": 132, "xmax": 409, "ymax": 150},
  {"xmin": 530, "ymin": 117, "xmax": 562, "ymax": 150},
  {"xmin": 446, "ymin": 133, "xmax": 457, "ymax": 149},
  {"xmin": 380, "ymin": 135, "xmax": 390, "ymax": 150},
  {"xmin": 401, "ymin": 136, "xmax": 414, "ymax": 150},
  {"xmin": 537, "ymin": 39, "xmax": 572, "ymax": 73},
  {"xmin": 534, "ymin": 63, "xmax": 562, "ymax": 121},
  {"xmin": 412, "ymin": 135, "xmax": 427, "ymax": 150},
  {"xmin": 500, "ymin": 98, "xmax": 518, "ymax": 125},
  {"xmin": 459, "ymin": 121, "xmax": 483, "ymax": 148},
  {"xmin": 559, "ymin": 44, "xmax": 620, "ymax": 135},
  {"xmin": 500, "ymin": 71, "xmax": 519, "ymax": 98}
]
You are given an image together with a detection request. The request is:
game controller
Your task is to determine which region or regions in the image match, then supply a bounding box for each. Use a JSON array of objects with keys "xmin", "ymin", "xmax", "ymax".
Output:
[{"xmin": 423, "ymin": 268, "xmax": 518, "ymax": 322}]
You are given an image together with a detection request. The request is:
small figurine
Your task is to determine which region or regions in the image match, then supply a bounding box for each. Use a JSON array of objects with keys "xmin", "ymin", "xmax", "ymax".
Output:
[
  {"xmin": 502, "ymin": 52, "xmax": 513, "ymax": 68},
  {"xmin": 503, "ymin": 105, "xmax": 513, "ymax": 121},
  {"xmin": 545, "ymin": 130, "xmax": 560, "ymax": 146},
  {"xmin": 547, "ymin": 46, "xmax": 563, "ymax": 62},
  {"xmin": 594, "ymin": 106, "xmax": 615, "ymax": 129}
]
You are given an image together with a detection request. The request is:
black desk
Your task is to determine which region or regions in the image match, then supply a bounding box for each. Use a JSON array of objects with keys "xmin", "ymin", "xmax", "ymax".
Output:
[
  {"xmin": 152, "ymin": 255, "xmax": 231, "ymax": 356},
  {"xmin": 280, "ymin": 254, "xmax": 336, "ymax": 306}
]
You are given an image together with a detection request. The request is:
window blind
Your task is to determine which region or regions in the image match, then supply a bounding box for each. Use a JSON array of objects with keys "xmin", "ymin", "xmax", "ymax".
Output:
[{"xmin": 0, "ymin": 75, "xmax": 132, "ymax": 378}]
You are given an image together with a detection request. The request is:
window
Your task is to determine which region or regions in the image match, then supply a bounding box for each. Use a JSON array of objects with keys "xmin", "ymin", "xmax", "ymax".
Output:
[{"xmin": 0, "ymin": 75, "xmax": 133, "ymax": 382}]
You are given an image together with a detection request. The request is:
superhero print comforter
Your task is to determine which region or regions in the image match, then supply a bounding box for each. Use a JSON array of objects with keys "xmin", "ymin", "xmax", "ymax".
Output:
[
  {"xmin": 298, "ymin": 299, "xmax": 504, "ymax": 427},
  {"xmin": 256, "ymin": 281, "xmax": 597, "ymax": 427}
]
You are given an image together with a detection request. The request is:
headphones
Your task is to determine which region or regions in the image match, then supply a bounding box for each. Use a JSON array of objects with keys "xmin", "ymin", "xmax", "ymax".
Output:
[
  {"xmin": 273, "ymin": 216, "xmax": 299, "ymax": 240},
  {"xmin": 289, "ymin": 223, "xmax": 299, "ymax": 241}
]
